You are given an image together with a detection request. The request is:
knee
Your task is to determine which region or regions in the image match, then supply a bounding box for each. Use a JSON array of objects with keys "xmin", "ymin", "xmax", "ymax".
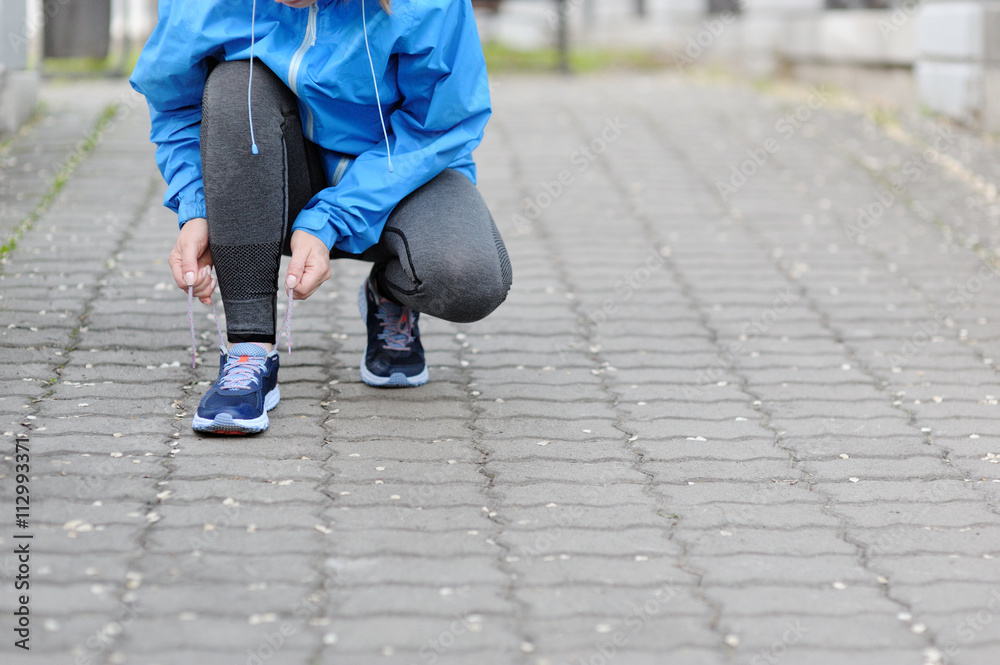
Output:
[
  {"xmin": 203, "ymin": 61, "xmax": 250, "ymax": 119},
  {"xmin": 202, "ymin": 61, "xmax": 284, "ymax": 133},
  {"xmin": 431, "ymin": 252, "xmax": 511, "ymax": 324}
]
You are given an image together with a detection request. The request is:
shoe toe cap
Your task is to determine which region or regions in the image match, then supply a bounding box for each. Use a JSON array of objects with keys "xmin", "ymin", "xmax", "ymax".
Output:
[
  {"xmin": 198, "ymin": 392, "xmax": 263, "ymax": 420},
  {"xmin": 368, "ymin": 354, "xmax": 424, "ymax": 378}
]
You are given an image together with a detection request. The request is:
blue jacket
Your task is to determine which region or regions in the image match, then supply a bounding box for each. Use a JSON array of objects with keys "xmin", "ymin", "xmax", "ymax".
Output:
[{"xmin": 130, "ymin": 0, "xmax": 490, "ymax": 254}]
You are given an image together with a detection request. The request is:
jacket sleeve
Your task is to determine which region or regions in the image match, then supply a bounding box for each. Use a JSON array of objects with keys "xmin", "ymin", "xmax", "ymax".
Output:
[
  {"xmin": 129, "ymin": 0, "xmax": 213, "ymax": 227},
  {"xmin": 291, "ymin": 0, "xmax": 492, "ymax": 253}
]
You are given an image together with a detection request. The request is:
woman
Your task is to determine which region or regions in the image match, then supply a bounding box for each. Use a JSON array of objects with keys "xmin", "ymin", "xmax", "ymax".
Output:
[{"xmin": 130, "ymin": 0, "xmax": 512, "ymax": 434}]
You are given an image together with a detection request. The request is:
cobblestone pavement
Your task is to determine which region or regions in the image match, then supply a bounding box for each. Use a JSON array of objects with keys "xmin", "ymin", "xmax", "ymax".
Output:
[{"xmin": 3, "ymin": 71, "xmax": 1000, "ymax": 665}]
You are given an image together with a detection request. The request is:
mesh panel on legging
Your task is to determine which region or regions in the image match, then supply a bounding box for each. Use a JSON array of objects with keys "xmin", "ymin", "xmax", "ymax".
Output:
[
  {"xmin": 211, "ymin": 241, "xmax": 282, "ymax": 342},
  {"xmin": 492, "ymin": 219, "xmax": 512, "ymax": 291}
]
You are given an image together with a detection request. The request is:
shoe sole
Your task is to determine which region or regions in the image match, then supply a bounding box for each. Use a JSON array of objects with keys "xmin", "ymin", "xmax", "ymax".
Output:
[
  {"xmin": 359, "ymin": 364, "xmax": 429, "ymax": 387},
  {"xmin": 192, "ymin": 386, "xmax": 280, "ymax": 435},
  {"xmin": 358, "ymin": 283, "xmax": 428, "ymax": 388}
]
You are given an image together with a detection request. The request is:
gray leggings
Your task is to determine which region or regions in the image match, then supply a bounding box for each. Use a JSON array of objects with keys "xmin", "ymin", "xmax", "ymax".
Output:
[{"xmin": 201, "ymin": 60, "xmax": 512, "ymax": 344}]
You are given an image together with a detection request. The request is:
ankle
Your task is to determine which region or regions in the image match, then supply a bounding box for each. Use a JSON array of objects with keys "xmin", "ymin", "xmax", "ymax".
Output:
[
  {"xmin": 227, "ymin": 342, "xmax": 274, "ymax": 352},
  {"xmin": 369, "ymin": 270, "xmax": 405, "ymax": 307}
]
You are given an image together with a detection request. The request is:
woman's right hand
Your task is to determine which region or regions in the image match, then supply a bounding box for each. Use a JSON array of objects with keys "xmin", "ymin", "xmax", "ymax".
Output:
[{"xmin": 169, "ymin": 217, "xmax": 216, "ymax": 304}]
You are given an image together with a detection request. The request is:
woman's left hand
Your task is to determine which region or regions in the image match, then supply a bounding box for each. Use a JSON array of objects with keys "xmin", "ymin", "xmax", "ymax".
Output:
[{"xmin": 286, "ymin": 230, "xmax": 331, "ymax": 300}]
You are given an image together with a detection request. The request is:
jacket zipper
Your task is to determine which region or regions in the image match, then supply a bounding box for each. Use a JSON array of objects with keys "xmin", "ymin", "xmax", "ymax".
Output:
[{"xmin": 288, "ymin": 4, "xmax": 318, "ymax": 140}]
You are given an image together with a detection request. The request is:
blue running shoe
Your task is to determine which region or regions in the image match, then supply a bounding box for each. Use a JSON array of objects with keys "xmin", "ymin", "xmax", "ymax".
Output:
[
  {"xmin": 192, "ymin": 343, "xmax": 280, "ymax": 434},
  {"xmin": 358, "ymin": 277, "xmax": 428, "ymax": 387}
]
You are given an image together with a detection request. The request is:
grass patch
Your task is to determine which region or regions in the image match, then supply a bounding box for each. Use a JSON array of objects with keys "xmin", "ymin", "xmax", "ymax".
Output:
[
  {"xmin": 0, "ymin": 102, "xmax": 46, "ymax": 155},
  {"xmin": 0, "ymin": 104, "xmax": 119, "ymax": 260},
  {"xmin": 42, "ymin": 49, "xmax": 142, "ymax": 78},
  {"xmin": 483, "ymin": 42, "xmax": 667, "ymax": 73},
  {"xmin": 869, "ymin": 105, "xmax": 898, "ymax": 128},
  {"xmin": 43, "ymin": 57, "xmax": 112, "ymax": 75}
]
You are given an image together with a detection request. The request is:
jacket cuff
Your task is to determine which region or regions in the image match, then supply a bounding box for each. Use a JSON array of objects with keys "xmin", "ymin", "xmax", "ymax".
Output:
[
  {"xmin": 291, "ymin": 208, "xmax": 337, "ymax": 251},
  {"xmin": 177, "ymin": 199, "xmax": 207, "ymax": 228}
]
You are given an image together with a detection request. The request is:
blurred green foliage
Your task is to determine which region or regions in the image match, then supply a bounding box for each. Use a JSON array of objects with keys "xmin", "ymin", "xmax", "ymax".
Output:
[
  {"xmin": 42, "ymin": 49, "xmax": 141, "ymax": 78},
  {"xmin": 482, "ymin": 42, "xmax": 667, "ymax": 73}
]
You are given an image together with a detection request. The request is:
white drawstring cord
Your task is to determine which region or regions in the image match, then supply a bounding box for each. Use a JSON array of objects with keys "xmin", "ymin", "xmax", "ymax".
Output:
[
  {"xmin": 249, "ymin": 0, "xmax": 388, "ymax": 171},
  {"xmin": 362, "ymin": 0, "xmax": 393, "ymax": 173},
  {"xmin": 248, "ymin": 0, "xmax": 260, "ymax": 155}
]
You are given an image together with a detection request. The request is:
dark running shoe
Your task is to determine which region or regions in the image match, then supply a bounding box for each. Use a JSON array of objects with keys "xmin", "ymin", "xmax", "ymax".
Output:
[
  {"xmin": 358, "ymin": 277, "xmax": 428, "ymax": 387},
  {"xmin": 192, "ymin": 343, "xmax": 280, "ymax": 434}
]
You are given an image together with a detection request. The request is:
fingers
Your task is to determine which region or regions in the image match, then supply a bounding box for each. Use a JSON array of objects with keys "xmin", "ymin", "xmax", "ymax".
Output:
[
  {"xmin": 192, "ymin": 266, "xmax": 216, "ymax": 305},
  {"xmin": 287, "ymin": 230, "xmax": 331, "ymax": 301},
  {"xmin": 295, "ymin": 256, "xmax": 331, "ymax": 300},
  {"xmin": 197, "ymin": 247, "xmax": 216, "ymax": 304},
  {"xmin": 179, "ymin": 253, "xmax": 214, "ymax": 303},
  {"xmin": 285, "ymin": 255, "xmax": 305, "ymax": 296},
  {"xmin": 168, "ymin": 245, "xmax": 187, "ymax": 291},
  {"xmin": 170, "ymin": 249, "xmax": 212, "ymax": 293},
  {"xmin": 180, "ymin": 240, "xmax": 204, "ymax": 289},
  {"xmin": 287, "ymin": 251, "xmax": 329, "ymax": 300},
  {"xmin": 173, "ymin": 258, "xmax": 214, "ymax": 304},
  {"xmin": 285, "ymin": 233, "xmax": 308, "ymax": 292},
  {"xmin": 171, "ymin": 218, "xmax": 215, "ymax": 303}
]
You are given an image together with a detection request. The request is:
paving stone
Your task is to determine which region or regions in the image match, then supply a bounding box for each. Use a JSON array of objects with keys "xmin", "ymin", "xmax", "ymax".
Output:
[
  {"xmin": 673, "ymin": 502, "xmax": 840, "ymax": 530},
  {"xmin": 702, "ymin": 586, "xmax": 900, "ymax": 616},
  {"xmin": 527, "ymin": 615, "xmax": 718, "ymax": 650},
  {"xmin": 721, "ymin": 613, "xmax": 924, "ymax": 649},
  {"xmin": 121, "ymin": 617, "xmax": 317, "ymax": 652},
  {"xmin": 830, "ymin": 502, "xmax": 999, "ymax": 529}
]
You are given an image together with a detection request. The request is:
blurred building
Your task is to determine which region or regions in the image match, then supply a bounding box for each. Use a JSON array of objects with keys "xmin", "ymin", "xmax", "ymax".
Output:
[
  {"xmin": 479, "ymin": 0, "xmax": 1000, "ymax": 131},
  {"xmin": 0, "ymin": 0, "xmax": 155, "ymax": 135},
  {"xmin": 0, "ymin": 0, "xmax": 37, "ymax": 135}
]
